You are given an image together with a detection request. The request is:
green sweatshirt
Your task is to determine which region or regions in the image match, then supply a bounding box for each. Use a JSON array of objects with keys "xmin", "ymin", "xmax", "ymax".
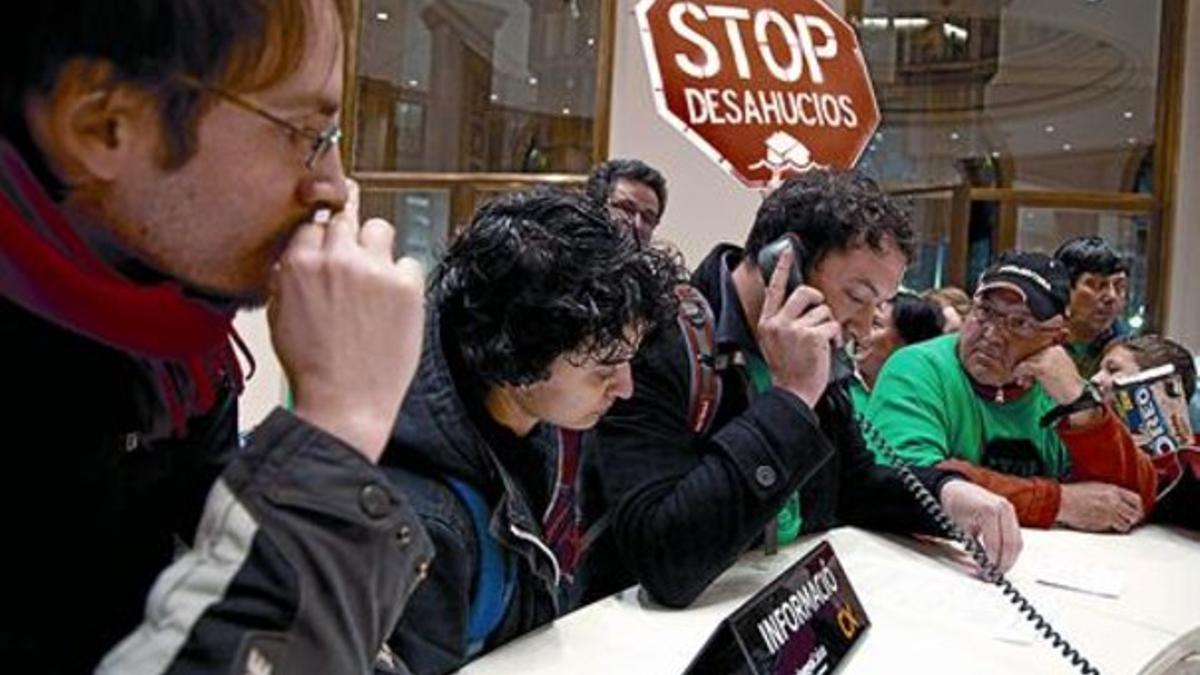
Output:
[{"xmin": 864, "ymin": 334, "xmax": 1070, "ymax": 479}]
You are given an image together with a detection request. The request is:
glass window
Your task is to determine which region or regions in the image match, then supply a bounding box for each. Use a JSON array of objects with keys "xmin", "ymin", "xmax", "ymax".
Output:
[
  {"xmin": 853, "ymin": 0, "xmax": 1160, "ymax": 193},
  {"xmin": 899, "ymin": 191, "xmax": 953, "ymax": 291},
  {"xmin": 355, "ymin": 0, "xmax": 603, "ymax": 174},
  {"xmin": 361, "ymin": 189, "xmax": 451, "ymax": 271},
  {"xmin": 1016, "ymin": 207, "xmax": 1151, "ymax": 329}
]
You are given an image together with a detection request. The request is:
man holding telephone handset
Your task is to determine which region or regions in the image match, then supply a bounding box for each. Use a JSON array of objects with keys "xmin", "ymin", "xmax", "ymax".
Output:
[{"xmin": 594, "ymin": 170, "xmax": 1021, "ymax": 609}]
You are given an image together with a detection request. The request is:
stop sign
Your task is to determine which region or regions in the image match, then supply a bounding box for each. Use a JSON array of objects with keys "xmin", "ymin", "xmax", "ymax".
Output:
[{"xmin": 635, "ymin": 0, "xmax": 879, "ymax": 189}]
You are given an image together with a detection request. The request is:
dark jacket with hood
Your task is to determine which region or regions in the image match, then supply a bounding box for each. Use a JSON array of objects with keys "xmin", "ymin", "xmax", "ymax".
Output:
[
  {"xmin": 383, "ymin": 308, "xmax": 627, "ymax": 674},
  {"xmin": 595, "ymin": 244, "xmax": 958, "ymax": 608}
]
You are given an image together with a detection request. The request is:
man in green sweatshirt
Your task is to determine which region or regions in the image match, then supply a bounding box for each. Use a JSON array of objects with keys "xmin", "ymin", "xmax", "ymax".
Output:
[{"xmin": 866, "ymin": 252, "xmax": 1157, "ymax": 532}]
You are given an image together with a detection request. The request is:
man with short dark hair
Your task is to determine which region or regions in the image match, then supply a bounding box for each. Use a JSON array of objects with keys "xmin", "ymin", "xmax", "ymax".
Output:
[
  {"xmin": 595, "ymin": 170, "xmax": 1022, "ymax": 610},
  {"xmin": 1054, "ymin": 235, "xmax": 1131, "ymax": 377},
  {"xmin": 382, "ymin": 187, "xmax": 683, "ymax": 673},
  {"xmin": 585, "ymin": 158, "xmax": 668, "ymax": 244},
  {"xmin": 1, "ymin": 2, "xmax": 433, "ymax": 672},
  {"xmin": 867, "ymin": 252, "xmax": 1156, "ymax": 533}
]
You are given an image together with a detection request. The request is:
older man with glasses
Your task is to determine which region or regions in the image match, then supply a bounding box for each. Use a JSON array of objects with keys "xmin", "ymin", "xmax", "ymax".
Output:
[{"xmin": 864, "ymin": 252, "xmax": 1157, "ymax": 533}]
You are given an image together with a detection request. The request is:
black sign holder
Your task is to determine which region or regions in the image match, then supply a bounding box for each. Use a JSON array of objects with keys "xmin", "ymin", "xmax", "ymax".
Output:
[{"xmin": 683, "ymin": 540, "xmax": 869, "ymax": 675}]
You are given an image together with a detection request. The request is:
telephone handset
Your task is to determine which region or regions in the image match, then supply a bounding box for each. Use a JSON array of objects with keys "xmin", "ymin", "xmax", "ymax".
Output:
[{"xmin": 755, "ymin": 234, "xmax": 854, "ymax": 383}]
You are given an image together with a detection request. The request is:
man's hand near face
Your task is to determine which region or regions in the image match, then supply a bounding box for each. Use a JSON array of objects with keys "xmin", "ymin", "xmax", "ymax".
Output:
[
  {"xmin": 269, "ymin": 180, "xmax": 425, "ymax": 462},
  {"xmin": 1012, "ymin": 344, "xmax": 1103, "ymax": 428}
]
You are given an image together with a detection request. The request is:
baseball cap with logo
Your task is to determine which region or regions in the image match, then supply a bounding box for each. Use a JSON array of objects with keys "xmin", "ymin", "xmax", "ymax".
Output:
[{"xmin": 975, "ymin": 251, "xmax": 1071, "ymax": 321}]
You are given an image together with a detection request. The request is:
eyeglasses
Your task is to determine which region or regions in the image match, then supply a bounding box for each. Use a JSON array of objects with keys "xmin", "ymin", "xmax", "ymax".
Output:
[
  {"xmin": 971, "ymin": 302, "xmax": 1059, "ymax": 339},
  {"xmin": 607, "ymin": 198, "xmax": 660, "ymax": 227},
  {"xmin": 176, "ymin": 75, "xmax": 342, "ymax": 169}
]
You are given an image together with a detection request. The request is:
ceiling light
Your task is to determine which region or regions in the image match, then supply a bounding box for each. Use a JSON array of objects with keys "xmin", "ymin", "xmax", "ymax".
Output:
[
  {"xmin": 1122, "ymin": 110, "xmax": 1134, "ymax": 120},
  {"xmin": 893, "ymin": 17, "xmax": 931, "ymax": 29},
  {"xmin": 1044, "ymin": 124, "xmax": 1055, "ymax": 134},
  {"xmin": 1062, "ymin": 143, "xmax": 1073, "ymax": 151},
  {"xmin": 376, "ymin": 11, "xmax": 389, "ymax": 21}
]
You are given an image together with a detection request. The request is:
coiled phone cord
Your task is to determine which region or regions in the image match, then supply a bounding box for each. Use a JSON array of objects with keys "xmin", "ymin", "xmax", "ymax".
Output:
[{"xmin": 856, "ymin": 413, "xmax": 1101, "ymax": 675}]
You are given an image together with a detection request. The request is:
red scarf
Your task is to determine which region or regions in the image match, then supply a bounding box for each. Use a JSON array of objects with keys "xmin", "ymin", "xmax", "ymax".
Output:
[{"xmin": 0, "ymin": 141, "xmax": 243, "ymax": 437}]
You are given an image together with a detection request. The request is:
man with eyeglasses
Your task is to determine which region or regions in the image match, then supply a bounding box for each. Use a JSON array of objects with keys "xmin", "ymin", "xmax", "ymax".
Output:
[
  {"xmin": 585, "ymin": 158, "xmax": 667, "ymax": 245},
  {"xmin": 1054, "ymin": 235, "xmax": 1132, "ymax": 378},
  {"xmin": 1, "ymin": 1, "xmax": 431, "ymax": 673},
  {"xmin": 866, "ymin": 252, "xmax": 1157, "ymax": 533}
]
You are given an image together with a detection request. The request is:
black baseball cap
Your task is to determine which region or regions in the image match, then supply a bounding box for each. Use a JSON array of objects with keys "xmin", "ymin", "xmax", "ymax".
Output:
[{"xmin": 976, "ymin": 251, "xmax": 1071, "ymax": 321}]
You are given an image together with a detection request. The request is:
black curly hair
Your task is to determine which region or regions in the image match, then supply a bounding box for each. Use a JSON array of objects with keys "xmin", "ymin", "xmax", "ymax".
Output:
[
  {"xmin": 432, "ymin": 186, "xmax": 686, "ymax": 387},
  {"xmin": 745, "ymin": 170, "xmax": 915, "ymax": 276}
]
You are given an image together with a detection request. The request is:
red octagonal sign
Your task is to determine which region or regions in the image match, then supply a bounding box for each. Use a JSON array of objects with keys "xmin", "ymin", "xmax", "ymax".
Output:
[{"xmin": 636, "ymin": 0, "xmax": 879, "ymax": 189}]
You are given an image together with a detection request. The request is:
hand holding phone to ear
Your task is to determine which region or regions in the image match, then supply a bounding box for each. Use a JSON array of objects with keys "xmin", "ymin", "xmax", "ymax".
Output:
[{"xmin": 757, "ymin": 246, "xmax": 842, "ymax": 408}]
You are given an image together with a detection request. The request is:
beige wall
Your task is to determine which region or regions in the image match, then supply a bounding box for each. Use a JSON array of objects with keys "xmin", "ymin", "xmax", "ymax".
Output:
[{"xmin": 1165, "ymin": 2, "xmax": 1200, "ymax": 353}]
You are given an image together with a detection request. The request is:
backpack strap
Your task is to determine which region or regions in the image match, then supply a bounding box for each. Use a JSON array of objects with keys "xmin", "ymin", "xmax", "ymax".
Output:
[
  {"xmin": 673, "ymin": 284, "xmax": 723, "ymax": 436},
  {"xmin": 445, "ymin": 477, "xmax": 517, "ymax": 657}
]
